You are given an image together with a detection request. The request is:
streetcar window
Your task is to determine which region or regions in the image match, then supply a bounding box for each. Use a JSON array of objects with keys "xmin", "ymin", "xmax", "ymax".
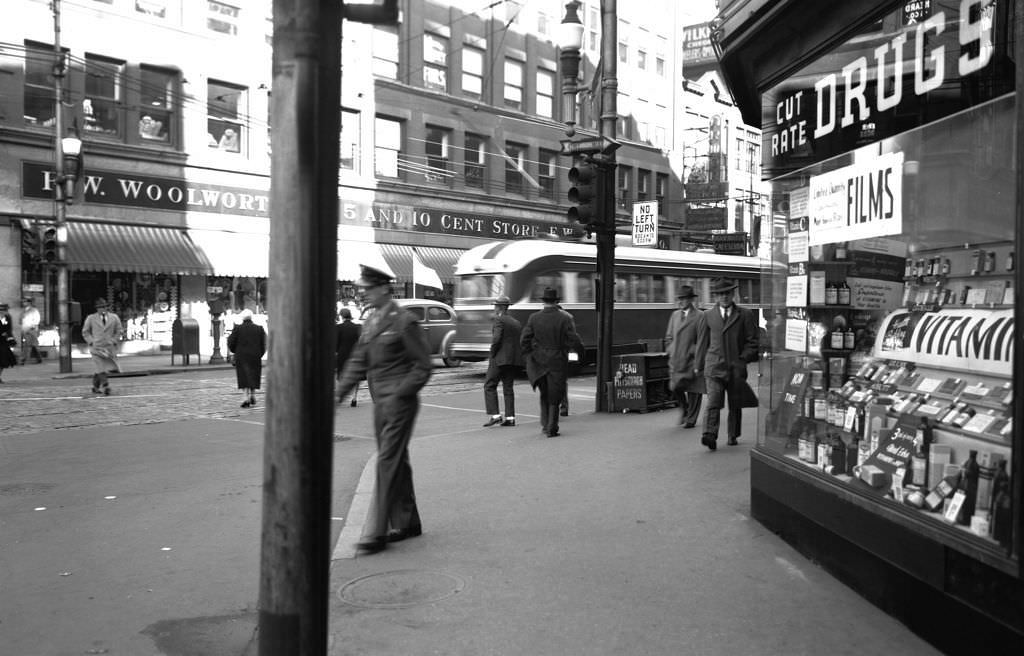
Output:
[
  {"xmin": 651, "ymin": 275, "xmax": 666, "ymax": 302},
  {"xmin": 531, "ymin": 274, "xmax": 562, "ymax": 301},
  {"xmin": 576, "ymin": 272, "xmax": 595, "ymax": 303},
  {"xmin": 614, "ymin": 275, "xmax": 629, "ymax": 302},
  {"xmin": 457, "ymin": 275, "xmax": 502, "ymax": 299}
]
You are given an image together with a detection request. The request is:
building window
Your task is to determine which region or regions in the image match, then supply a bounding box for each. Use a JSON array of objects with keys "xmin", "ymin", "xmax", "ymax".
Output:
[
  {"xmin": 207, "ymin": 80, "xmax": 245, "ymax": 153},
  {"xmin": 424, "ymin": 125, "xmax": 452, "ymax": 184},
  {"xmin": 24, "ymin": 42, "xmax": 60, "ymax": 127},
  {"xmin": 374, "ymin": 116, "xmax": 402, "ymax": 178},
  {"xmin": 462, "ymin": 46, "xmax": 484, "ymax": 98},
  {"xmin": 464, "ymin": 133, "xmax": 486, "ymax": 189},
  {"xmin": 504, "ymin": 142, "xmax": 526, "ymax": 194},
  {"xmin": 617, "ymin": 165, "xmax": 631, "ymax": 209},
  {"xmin": 538, "ymin": 149, "xmax": 557, "ymax": 199},
  {"xmin": 654, "ymin": 125, "xmax": 666, "ymax": 149},
  {"xmin": 638, "ymin": 169, "xmax": 651, "ymax": 202},
  {"xmin": 207, "ymin": 1, "xmax": 240, "ymax": 35},
  {"xmin": 656, "ymin": 173, "xmax": 667, "ymax": 216},
  {"xmin": 656, "ymin": 36, "xmax": 667, "ymax": 77},
  {"xmin": 503, "ymin": 59, "xmax": 523, "ymax": 110},
  {"xmin": 372, "ymin": 25, "xmax": 399, "ymax": 79},
  {"xmin": 637, "ymin": 48, "xmax": 647, "ymax": 71},
  {"xmin": 83, "ymin": 54, "xmax": 124, "ymax": 137},
  {"xmin": 536, "ymin": 69, "xmax": 555, "ymax": 118},
  {"xmin": 423, "ymin": 33, "xmax": 448, "ymax": 92},
  {"xmin": 138, "ymin": 65, "xmax": 174, "ymax": 143},
  {"xmin": 587, "ymin": 7, "xmax": 599, "ymax": 51},
  {"xmin": 135, "ymin": 1, "xmax": 167, "ymax": 18},
  {"xmin": 340, "ymin": 108, "xmax": 360, "ymax": 172},
  {"xmin": 537, "ymin": 12, "xmax": 551, "ymax": 36}
]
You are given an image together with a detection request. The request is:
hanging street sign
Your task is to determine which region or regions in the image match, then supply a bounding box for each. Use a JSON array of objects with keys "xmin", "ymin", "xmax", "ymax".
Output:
[{"xmin": 560, "ymin": 136, "xmax": 621, "ymax": 156}]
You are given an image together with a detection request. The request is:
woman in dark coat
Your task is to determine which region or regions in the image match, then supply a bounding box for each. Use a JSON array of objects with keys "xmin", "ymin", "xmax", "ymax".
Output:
[
  {"xmin": 0, "ymin": 302, "xmax": 18, "ymax": 382},
  {"xmin": 227, "ymin": 309, "xmax": 267, "ymax": 408}
]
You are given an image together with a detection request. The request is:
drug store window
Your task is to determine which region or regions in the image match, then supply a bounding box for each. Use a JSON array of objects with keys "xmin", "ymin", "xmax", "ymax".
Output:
[{"xmin": 759, "ymin": 0, "xmax": 1016, "ymax": 557}]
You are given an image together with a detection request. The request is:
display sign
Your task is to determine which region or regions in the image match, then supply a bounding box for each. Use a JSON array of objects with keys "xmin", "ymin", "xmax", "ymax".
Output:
[
  {"xmin": 875, "ymin": 308, "xmax": 1014, "ymax": 376},
  {"xmin": 858, "ymin": 427, "xmax": 916, "ymax": 491},
  {"xmin": 808, "ymin": 152, "xmax": 903, "ymax": 246},
  {"xmin": 788, "ymin": 231, "xmax": 808, "ymax": 262},
  {"xmin": 785, "ymin": 319, "xmax": 808, "ymax": 351},
  {"xmin": 632, "ymin": 201, "xmax": 658, "ymax": 246},
  {"xmin": 786, "ymin": 276, "xmax": 807, "ymax": 307},
  {"xmin": 848, "ymin": 278, "xmax": 903, "ymax": 310}
]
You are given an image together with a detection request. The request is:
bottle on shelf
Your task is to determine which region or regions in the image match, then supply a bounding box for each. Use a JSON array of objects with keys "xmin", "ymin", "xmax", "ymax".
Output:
[
  {"xmin": 835, "ymin": 242, "xmax": 848, "ymax": 260},
  {"xmin": 837, "ymin": 281, "xmax": 851, "ymax": 305},
  {"xmin": 910, "ymin": 417, "xmax": 933, "ymax": 487},
  {"xmin": 957, "ymin": 450, "xmax": 980, "ymax": 526},
  {"xmin": 940, "ymin": 400, "xmax": 965, "ymax": 426},
  {"xmin": 830, "ymin": 328, "xmax": 844, "ymax": 350},
  {"xmin": 970, "ymin": 250, "xmax": 982, "ymax": 275},
  {"xmin": 843, "ymin": 327, "xmax": 855, "ymax": 350},
  {"xmin": 951, "ymin": 403, "xmax": 977, "ymax": 428},
  {"xmin": 1007, "ymin": 251, "xmax": 1015, "ymax": 272},
  {"xmin": 984, "ymin": 250, "xmax": 996, "ymax": 273},
  {"xmin": 941, "ymin": 257, "xmax": 951, "ymax": 275},
  {"xmin": 825, "ymin": 282, "xmax": 838, "ymax": 305},
  {"xmin": 905, "ymin": 258, "xmax": 914, "ymax": 277},
  {"xmin": 990, "ymin": 461, "xmax": 1013, "ymax": 550},
  {"xmin": 924, "ymin": 470, "xmax": 960, "ymax": 512}
]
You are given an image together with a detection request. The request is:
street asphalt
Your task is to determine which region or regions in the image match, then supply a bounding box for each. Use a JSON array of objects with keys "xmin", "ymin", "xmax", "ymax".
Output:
[{"xmin": 2, "ymin": 355, "xmax": 942, "ymax": 655}]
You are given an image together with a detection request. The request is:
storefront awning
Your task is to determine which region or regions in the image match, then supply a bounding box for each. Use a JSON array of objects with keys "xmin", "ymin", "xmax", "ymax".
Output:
[
  {"xmin": 338, "ymin": 241, "xmax": 392, "ymax": 282},
  {"xmin": 67, "ymin": 221, "xmax": 213, "ymax": 275},
  {"xmin": 378, "ymin": 244, "xmax": 463, "ymax": 283},
  {"xmin": 187, "ymin": 229, "xmax": 270, "ymax": 278}
]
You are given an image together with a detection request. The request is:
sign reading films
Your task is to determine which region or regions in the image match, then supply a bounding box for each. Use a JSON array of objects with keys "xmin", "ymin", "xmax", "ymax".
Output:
[
  {"xmin": 808, "ymin": 151, "xmax": 904, "ymax": 245},
  {"xmin": 21, "ymin": 161, "xmax": 578, "ymax": 241},
  {"xmin": 762, "ymin": 0, "xmax": 998, "ymax": 172}
]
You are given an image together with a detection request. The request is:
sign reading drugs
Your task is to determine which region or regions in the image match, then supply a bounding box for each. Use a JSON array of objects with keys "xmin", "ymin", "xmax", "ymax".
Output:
[
  {"xmin": 632, "ymin": 201, "xmax": 658, "ymax": 246},
  {"xmin": 808, "ymin": 151, "xmax": 903, "ymax": 246}
]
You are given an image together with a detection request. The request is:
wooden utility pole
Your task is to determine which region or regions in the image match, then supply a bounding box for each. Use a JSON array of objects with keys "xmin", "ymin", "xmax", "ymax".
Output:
[{"xmin": 261, "ymin": 2, "xmax": 396, "ymax": 653}]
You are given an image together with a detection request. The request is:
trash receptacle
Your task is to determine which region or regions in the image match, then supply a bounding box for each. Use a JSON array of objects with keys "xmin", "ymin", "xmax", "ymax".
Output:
[{"xmin": 171, "ymin": 318, "xmax": 200, "ymax": 365}]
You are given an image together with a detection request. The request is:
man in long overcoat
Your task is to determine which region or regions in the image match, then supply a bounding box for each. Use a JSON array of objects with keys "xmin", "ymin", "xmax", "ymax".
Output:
[
  {"xmin": 81, "ymin": 298, "xmax": 123, "ymax": 395},
  {"xmin": 337, "ymin": 265, "xmax": 433, "ymax": 554},
  {"xmin": 335, "ymin": 307, "xmax": 362, "ymax": 406},
  {"xmin": 694, "ymin": 277, "xmax": 760, "ymax": 451},
  {"xmin": 226, "ymin": 309, "xmax": 267, "ymax": 408},
  {"xmin": 664, "ymin": 285, "xmax": 705, "ymax": 428},
  {"xmin": 520, "ymin": 287, "xmax": 580, "ymax": 437},
  {"xmin": 483, "ymin": 295, "xmax": 523, "ymax": 427}
]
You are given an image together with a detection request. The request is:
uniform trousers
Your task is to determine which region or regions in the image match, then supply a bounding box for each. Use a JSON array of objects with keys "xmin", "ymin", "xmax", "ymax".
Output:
[
  {"xmin": 536, "ymin": 376, "xmax": 561, "ymax": 435},
  {"xmin": 367, "ymin": 394, "xmax": 423, "ymax": 539}
]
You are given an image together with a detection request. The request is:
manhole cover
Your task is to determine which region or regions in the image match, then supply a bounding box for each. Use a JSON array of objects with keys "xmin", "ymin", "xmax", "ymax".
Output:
[{"xmin": 338, "ymin": 569, "xmax": 465, "ymax": 609}]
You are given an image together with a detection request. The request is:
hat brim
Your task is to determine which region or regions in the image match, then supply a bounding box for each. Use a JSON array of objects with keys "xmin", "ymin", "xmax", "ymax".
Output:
[{"xmin": 710, "ymin": 284, "xmax": 738, "ymax": 294}]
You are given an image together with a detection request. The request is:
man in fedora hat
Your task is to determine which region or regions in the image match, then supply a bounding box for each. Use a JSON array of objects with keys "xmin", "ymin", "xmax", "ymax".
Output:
[
  {"xmin": 694, "ymin": 277, "xmax": 760, "ymax": 450},
  {"xmin": 483, "ymin": 295, "xmax": 523, "ymax": 427},
  {"xmin": 337, "ymin": 264, "xmax": 432, "ymax": 554},
  {"xmin": 520, "ymin": 287, "xmax": 580, "ymax": 437},
  {"xmin": 81, "ymin": 298, "xmax": 123, "ymax": 395},
  {"xmin": 665, "ymin": 284, "xmax": 705, "ymax": 428}
]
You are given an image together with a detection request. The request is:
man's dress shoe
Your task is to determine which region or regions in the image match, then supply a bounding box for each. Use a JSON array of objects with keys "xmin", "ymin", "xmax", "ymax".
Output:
[
  {"xmin": 483, "ymin": 417, "xmax": 502, "ymax": 427},
  {"xmin": 386, "ymin": 527, "xmax": 423, "ymax": 543},
  {"xmin": 727, "ymin": 437, "xmax": 739, "ymax": 446},
  {"xmin": 356, "ymin": 537, "xmax": 387, "ymax": 554},
  {"xmin": 701, "ymin": 435, "xmax": 717, "ymax": 451},
  {"xmin": 501, "ymin": 418, "xmax": 516, "ymax": 426}
]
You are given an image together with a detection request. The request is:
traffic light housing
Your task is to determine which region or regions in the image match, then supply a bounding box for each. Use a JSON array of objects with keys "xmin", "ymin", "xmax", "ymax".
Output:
[
  {"xmin": 41, "ymin": 225, "xmax": 59, "ymax": 263},
  {"xmin": 567, "ymin": 157, "xmax": 604, "ymax": 231},
  {"xmin": 21, "ymin": 225, "xmax": 41, "ymax": 263}
]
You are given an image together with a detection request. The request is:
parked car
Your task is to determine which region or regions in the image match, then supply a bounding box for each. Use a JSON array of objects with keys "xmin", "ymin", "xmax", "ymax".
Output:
[{"xmin": 359, "ymin": 299, "xmax": 461, "ymax": 367}]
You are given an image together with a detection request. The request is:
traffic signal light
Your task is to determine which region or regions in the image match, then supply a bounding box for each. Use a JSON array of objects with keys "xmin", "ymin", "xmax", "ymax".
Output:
[
  {"xmin": 41, "ymin": 225, "xmax": 59, "ymax": 263},
  {"xmin": 567, "ymin": 157, "xmax": 603, "ymax": 231},
  {"xmin": 21, "ymin": 225, "xmax": 41, "ymax": 262}
]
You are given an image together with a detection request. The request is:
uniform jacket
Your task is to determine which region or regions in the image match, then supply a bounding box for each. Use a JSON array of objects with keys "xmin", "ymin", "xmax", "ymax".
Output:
[
  {"xmin": 81, "ymin": 312, "xmax": 123, "ymax": 351},
  {"xmin": 520, "ymin": 306, "xmax": 580, "ymax": 388},
  {"xmin": 489, "ymin": 313, "xmax": 523, "ymax": 368},
  {"xmin": 665, "ymin": 306, "xmax": 705, "ymax": 394},
  {"xmin": 335, "ymin": 319, "xmax": 361, "ymax": 371},
  {"xmin": 337, "ymin": 300, "xmax": 432, "ymax": 401},
  {"xmin": 227, "ymin": 319, "xmax": 267, "ymax": 359},
  {"xmin": 695, "ymin": 304, "xmax": 760, "ymax": 407}
]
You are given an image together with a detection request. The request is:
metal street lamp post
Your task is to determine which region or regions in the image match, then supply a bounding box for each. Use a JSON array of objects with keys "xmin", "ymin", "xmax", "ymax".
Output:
[
  {"xmin": 52, "ymin": 0, "xmax": 81, "ymax": 374},
  {"xmin": 558, "ymin": 0, "xmax": 618, "ymax": 412}
]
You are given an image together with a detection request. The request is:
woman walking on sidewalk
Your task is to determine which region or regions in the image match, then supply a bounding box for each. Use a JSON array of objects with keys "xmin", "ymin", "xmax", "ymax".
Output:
[
  {"xmin": 0, "ymin": 302, "xmax": 17, "ymax": 382},
  {"xmin": 227, "ymin": 309, "xmax": 267, "ymax": 408}
]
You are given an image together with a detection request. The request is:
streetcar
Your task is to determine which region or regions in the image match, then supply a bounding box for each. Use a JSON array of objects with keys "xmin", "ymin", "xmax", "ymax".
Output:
[{"xmin": 448, "ymin": 238, "xmax": 769, "ymax": 365}]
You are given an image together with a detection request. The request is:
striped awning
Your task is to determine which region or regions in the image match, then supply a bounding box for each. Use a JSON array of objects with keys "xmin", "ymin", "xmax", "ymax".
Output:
[
  {"xmin": 67, "ymin": 221, "xmax": 213, "ymax": 275},
  {"xmin": 378, "ymin": 244, "xmax": 463, "ymax": 283}
]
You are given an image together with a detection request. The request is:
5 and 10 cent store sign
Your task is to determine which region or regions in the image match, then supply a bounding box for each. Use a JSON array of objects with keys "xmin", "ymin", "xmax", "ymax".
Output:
[{"xmin": 20, "ymin": 161, "xmax": 577, "ymax": 240}]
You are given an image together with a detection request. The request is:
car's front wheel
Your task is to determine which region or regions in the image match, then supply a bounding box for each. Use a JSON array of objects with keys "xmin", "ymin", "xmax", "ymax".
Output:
[{"xmin": 441, "ymin": 331, "xmax": 462, "ymax": 368}]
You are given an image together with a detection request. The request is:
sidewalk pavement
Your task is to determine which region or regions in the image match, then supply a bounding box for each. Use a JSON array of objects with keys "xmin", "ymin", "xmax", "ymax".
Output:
[
  {"xmin": 2, "ymin": 352, "xmax": 237, "ymax": 382},
  {"xmin": 325, "ymin": 398, "xmax": 941, "ymax": 656}
]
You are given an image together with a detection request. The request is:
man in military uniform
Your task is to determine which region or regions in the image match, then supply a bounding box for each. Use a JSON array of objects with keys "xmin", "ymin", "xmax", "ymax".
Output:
[
  {"xmin": 520, "ymin": 287, "xmax": 580, "ymax": 437},
  {"xmin": 337, "ymin": 265, "xmax": 433, "ymax": 554}
]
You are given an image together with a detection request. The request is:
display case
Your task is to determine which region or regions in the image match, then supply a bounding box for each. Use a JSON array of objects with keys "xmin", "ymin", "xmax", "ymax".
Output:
[{"xmin": 726, "ymin": 1, "xmax": 1023, "ymax": 648}]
